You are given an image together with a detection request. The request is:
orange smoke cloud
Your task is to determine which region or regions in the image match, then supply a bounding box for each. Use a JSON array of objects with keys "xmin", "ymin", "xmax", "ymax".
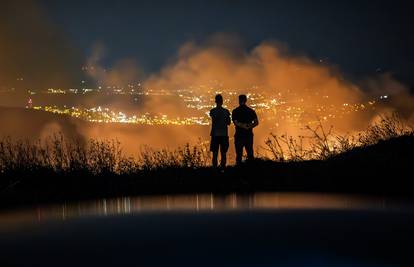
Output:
[
  {"xmin": 1, "ymin": 5, "xmax": 413, "ymax": 159},
  {"xmin": 0, "ymin": 0, "xmax": 83, "ymax": 92},
  {"xmin": 145, "ymin": 38, "xmax": 362, "ymax": 104},
  {"xmin": 76, "ymin": 34, "xmax": 414, "ymax": 157},
  {"xmin": 143, "ymin": 37, "xmax": 365, "ymax": 139}
]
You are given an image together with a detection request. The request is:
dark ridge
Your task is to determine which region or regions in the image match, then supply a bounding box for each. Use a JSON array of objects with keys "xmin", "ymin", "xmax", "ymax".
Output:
[{"xmin": 0, "ymin": 134, "xmax": 413, "ymax": 210}]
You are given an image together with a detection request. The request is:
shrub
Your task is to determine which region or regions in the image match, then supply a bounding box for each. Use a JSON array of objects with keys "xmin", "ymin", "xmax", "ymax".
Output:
[{"xmin": 263, "ymin": 113, "xmax": 413, "ymax": 162}]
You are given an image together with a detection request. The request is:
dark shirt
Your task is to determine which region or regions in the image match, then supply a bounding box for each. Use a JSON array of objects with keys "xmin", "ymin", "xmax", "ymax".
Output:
[
  {"xmin": 232, "ymin": 105, "xmax": 258, "ymax": 137},
  {"xmin": 210, "ymin": 106, "xmax": 231, "ymax": 136}
]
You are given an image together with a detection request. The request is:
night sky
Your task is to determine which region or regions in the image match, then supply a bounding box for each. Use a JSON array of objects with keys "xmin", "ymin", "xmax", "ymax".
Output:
[{"xmin": 25, "ymin": 0, "xmax": 414, "ymax": 87}]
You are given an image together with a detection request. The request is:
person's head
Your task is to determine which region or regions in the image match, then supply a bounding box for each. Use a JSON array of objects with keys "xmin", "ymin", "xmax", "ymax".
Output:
[
  {"xmin": 215, "ymin": 94, "xmax": 223, "ymax": 106},
  {"xmin": 239, "ymin": 94, "xmax": 247, "ymax": 105}
]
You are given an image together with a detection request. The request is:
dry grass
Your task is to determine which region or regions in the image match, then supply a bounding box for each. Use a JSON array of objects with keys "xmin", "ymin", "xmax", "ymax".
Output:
[
  {"xmin": 358, "ymin": 113, "xmax": 412, "ymax": 146},
  {"xmin": 138, "ymin": 140, "xmax": 211, "ymax": 170},
  {"xmin": 0, "ymin": 135, "xmax": 211, "ymax": 181},
  {"xmin": 0, "ymin": 113, "xmax": 412, "ymax": 182},
  {"xmin": 262, "ymin": 113, "xmax": 413, "ymax": 162},
  {"xmin": 0, "ymin": 135, "xmax": 130, "ymax": 175}
]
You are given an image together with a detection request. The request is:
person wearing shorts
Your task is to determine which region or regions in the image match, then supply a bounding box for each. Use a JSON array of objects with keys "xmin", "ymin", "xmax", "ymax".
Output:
[{"xmin": 209, "ymin": 94, "xmax": 231, "ymax": 168}]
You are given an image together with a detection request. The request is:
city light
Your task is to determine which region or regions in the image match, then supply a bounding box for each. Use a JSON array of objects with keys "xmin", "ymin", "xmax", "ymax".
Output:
[{"xmin": 27, "ymin": 85, "xmax": 384, "ymax": 128}]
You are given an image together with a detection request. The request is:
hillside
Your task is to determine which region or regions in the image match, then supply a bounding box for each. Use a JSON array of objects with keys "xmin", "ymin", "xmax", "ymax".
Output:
[{"xmin": 0, "ymin": 134, "xmax": 413, "ymax": 209}]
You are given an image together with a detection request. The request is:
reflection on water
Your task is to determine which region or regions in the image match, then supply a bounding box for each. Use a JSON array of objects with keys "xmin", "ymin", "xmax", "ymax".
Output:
[{"xmin": 0, "ymin": 193, "xmax": 405, "ymax": 229}]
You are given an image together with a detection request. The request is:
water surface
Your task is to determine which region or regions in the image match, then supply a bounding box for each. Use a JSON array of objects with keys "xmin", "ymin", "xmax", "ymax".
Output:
[
  {"xmin": 0, "ymin": 192, "xmax": 402, "ymax": 228},
  {"xmin": 1, "ymin": 193, "xmax": 413, "ymax": 267}
]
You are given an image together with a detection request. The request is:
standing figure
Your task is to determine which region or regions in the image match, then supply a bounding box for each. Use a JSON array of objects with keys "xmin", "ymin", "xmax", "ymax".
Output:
[
  {"xmin": 232, "ymin": 94, "xmax": 259, "ymax": 165},
  {"xmin": 209, "ymin": 94, "xmax": 231, "ymax": 168}
]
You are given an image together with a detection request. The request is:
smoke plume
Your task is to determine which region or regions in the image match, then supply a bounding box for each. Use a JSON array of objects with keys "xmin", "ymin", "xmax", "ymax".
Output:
[
  {"xmin": 0, "ymin": 0, "xmax": 84, "ymax": 92},
  {"xmin": 1, "ymin": 1, "xmax": 413, "ymax": 158}
]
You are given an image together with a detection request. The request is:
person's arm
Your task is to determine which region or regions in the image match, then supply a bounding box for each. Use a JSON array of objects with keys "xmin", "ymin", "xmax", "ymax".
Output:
[
  {"xmin": 226, "ymin": 110, "xmax": 231, "ymax": 126},
  {"xmin": 231, "ymin": 110, "xmax": 238, "ymax": 126},
  {"xmin": 247, "ymin": 111, "xmax": 259, "ymax": 129},
  {"xmin": 232, "ymin": 110, "xmax": 247, "ymax": 129},
  {"xmin": 234, "ymin": 121, "xmax": 249, "ymax": 129},
  {"xmin": 249, "ymin": 118, "xmax": 259, "ymax": 129},
  {"xmin": 210, "ymin": 109, "xmax": 215, "ymax": 121}
]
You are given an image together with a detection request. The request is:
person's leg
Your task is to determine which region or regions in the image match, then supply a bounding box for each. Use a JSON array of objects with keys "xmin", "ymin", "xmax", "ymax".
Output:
[
  {"xmin": 210, "ymin": 137, "xmax": 219, "ymax": 167},
  {"xmin": 220, "ymin": 137, "xmax": 229, "ymax": 168},
  {"xmin": 235, "ymin": 137, "xmax": 243, "ymax": 165},
  {"xmin": 241, "ymin": 138, "xmax": 247, "ymax": 161},
  {"xmin": 212, "ymin": 151, "xmax": 218, "ymax": 168},
  {"xmin": 246, "ymin": 135, "xmax": 254, "ymax": 161}
]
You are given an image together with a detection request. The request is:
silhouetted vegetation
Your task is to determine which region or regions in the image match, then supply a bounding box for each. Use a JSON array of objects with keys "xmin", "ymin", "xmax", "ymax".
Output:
[
  {"xmin": 262, "ymin": 113, "xmax": 412, "ymax": 161},
  {"xmin": 0, "ymin": 114, "xmax": 413, "ymax": 209}
]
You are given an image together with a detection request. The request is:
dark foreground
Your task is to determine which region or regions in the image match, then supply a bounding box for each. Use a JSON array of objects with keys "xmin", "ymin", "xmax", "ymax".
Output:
[
  {"xmin": 1, "ymin": 209, "xmax": 413, "ymax": 266},
  {"xmin": 1, "ymin": 135, "xmax": 413, "ymax": 209}
]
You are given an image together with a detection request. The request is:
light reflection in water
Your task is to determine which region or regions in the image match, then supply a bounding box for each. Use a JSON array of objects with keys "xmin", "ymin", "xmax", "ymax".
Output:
[{"xmin": 0, "ymin": 193, "xmax": 402, "ymax": 229}]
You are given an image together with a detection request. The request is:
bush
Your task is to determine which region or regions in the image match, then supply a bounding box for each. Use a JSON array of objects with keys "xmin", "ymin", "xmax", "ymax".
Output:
[
  {"xmin": 0, "ymin": 134, "xmax": 212, "ymax": 183},
  {"xmin": 263, "ymin": 113, "xmax": 413, "ymax": 162},
  {"xmin": 0, "ymin": 113, "xmax": 412, "ymax": 184}
]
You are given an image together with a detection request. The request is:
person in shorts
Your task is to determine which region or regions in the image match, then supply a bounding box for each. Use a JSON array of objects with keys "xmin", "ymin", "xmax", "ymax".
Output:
[{"xmin": 209, "ymin": 94, "xmax": 231, "ymax": 168}]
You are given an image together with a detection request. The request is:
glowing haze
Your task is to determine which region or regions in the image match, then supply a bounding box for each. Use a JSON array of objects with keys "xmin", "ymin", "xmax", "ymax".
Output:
[
  {"xmin": 81, "ymin": 35, "xmax": 414, "ymax": 156},
  {"xmin": 0, "ymin": 0, "xmax": 83, "ymax": 91},
  {"xmin": 1, "ymin": 1, "xmax": 414, "ymax": 159}
]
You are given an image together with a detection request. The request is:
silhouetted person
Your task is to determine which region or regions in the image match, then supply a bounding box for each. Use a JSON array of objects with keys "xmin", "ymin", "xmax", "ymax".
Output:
[
  {"xmin": 209, "ymin": 94, "xmax": 231, "ymax": 168},
  {"xmin": 232, "ymin": 94, "xmax": 259, "ymax": 165}
]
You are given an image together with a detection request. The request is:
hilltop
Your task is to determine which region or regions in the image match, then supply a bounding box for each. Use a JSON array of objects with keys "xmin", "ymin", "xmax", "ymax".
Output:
[{"xmin": 0, "ymin": 133, "xmax": 413, "ymax": 210}]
